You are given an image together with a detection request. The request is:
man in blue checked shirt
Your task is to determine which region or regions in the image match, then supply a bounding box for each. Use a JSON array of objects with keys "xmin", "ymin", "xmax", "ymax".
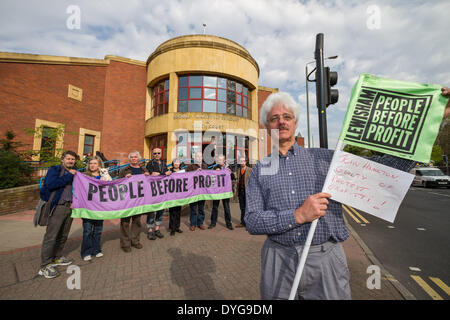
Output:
[{"xmin": 245, "ymin": 89, "xmax": 450, "ymax": 300}]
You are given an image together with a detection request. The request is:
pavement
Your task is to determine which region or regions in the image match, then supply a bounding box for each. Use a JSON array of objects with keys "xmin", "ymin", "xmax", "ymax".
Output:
[{"xmin": 0, "ymin": 200, "xmax": 415, "ymax": 300}]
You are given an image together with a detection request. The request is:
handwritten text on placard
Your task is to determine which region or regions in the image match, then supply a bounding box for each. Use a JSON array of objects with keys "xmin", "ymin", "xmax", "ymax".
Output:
[{"xmin": 323, "ymin": 150, "xmax": 414, "ymax": 223}]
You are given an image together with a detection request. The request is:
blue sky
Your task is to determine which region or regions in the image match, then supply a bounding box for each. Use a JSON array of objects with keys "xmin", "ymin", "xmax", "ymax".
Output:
[{"xmin": 1, "ymin": 0, "xmax": 449, "ymax": 149}]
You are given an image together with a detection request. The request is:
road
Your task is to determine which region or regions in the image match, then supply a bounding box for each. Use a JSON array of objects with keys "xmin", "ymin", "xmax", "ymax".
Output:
[{"xmin": 344, "ymin": 186, "xmax": 450, "ymax": 300}]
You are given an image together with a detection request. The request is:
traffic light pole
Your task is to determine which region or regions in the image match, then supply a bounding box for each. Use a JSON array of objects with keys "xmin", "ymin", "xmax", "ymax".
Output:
[
  {"xmin": 289, "ymin": 33, "xmax": 337, "ymax": 300},
  {"xmin": 314, "ymin": 33, "xmax": 328, "ymax": 149}
]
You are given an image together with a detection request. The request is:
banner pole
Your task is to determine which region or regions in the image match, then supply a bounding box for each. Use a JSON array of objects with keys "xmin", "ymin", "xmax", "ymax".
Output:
[
  {"xmin": 288, "ymin": 140, "xmax": 345, "ymax": 300},
  {"xmin": 288, "ymin": 218, "xmax": 318, "ymax": 300}
]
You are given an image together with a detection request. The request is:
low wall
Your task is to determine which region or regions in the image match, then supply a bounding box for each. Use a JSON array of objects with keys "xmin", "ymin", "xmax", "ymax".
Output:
[{"xmin": 0, "ymin": 184, "xmax": 40, "ymax": 216}]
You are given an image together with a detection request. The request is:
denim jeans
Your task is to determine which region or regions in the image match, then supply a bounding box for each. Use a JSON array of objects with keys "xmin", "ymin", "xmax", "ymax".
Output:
[
  {"xmin": 238, "ymin": 188, "xmax": 246, "ymax": 226},
  {"xmin": 210, "ymin": 198, "xmax": 232, "ymax": 227},
  {"xmin": 146, "ymin": 210, "xmax": 164, "ymax": 229},
  {"xmin": 81, "ymin": 218, "xmax": 103, "ymax": 258},
  {"xmin": 169, "ymin": 206, "xmax": 182, "ymax": 231},
  {"xmin": 189, "ymin": 200, "xmax": 205, "ymax": 227}
]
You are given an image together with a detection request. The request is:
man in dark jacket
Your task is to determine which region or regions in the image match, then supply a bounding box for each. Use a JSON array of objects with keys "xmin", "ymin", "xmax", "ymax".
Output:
[
  {"xmin": 38, "ymin": 150, "xmax": 77, "ymax": 279},
  {"xmin": 145, "ymin": 147, "xmax": 171, "ymax": 240},
  {"xmin": 208, "ymin": 154, "xmax": 234, "ymax": 230},
  {"xmin": 186, "ymin": 151, "xmax": 208, "ymax": 231}
]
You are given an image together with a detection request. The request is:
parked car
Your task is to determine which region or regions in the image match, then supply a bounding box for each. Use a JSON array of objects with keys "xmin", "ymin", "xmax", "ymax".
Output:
[{"xmin": 410, "ymin": 167, "xmax": 450, "ymax": 188}]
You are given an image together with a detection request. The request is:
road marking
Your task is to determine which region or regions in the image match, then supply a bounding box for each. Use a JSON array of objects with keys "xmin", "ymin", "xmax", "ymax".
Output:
[
  {"xmin": 346, "ymin": 205, "xmax": 370, "ymax": 224},
  {"xmin": 417, "ymin": 228, "xmax": 426, "ymax": 231},
  {"xmin": 387, "ymin": 226, "xmax": 395, "ymax": 229},
  {"xmin": 428, "ymin": 192, "xmax": 450, "ymax": 198},
  {"xmin": 429, "ymin": 277, "xmax": 450, "ymax": 296},
  {"xmin": 409, "ymin": 267, "xmax": 421, "ymax": 272},
  {"xmin": 342, "ymin": 205, "xmax": 361, "ymax": 224},
  {"xmin": 410, "ymin": 275, "xmax": 443, "ymax": 300}
]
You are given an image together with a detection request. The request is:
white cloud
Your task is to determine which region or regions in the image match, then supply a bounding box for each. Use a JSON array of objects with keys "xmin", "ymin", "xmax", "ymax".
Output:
[{"xmin": 0, "ymin": 0, "xmax": 449, "ymax": 149}]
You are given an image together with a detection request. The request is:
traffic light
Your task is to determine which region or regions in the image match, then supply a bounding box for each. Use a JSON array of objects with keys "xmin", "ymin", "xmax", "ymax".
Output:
[{"xmin": 325, "ymin": 66, "xmax": 338, "ymax": 106}]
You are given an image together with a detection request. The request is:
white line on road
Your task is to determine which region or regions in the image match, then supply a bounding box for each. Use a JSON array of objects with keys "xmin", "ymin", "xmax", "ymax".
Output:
[
  {"xmin": 417, "ymin": 228, "xmax": 426, "ymax": 231},
  {"xmin": 409, "ymin": 267, "xmax": 422, "ymax": 272},
  {"xmin": 427, "ymin": 192, "xmax": 450, "ymax": 197},
  {"xmin": 387, "ymin": 226, "xmax": 395, "ymax": 229}
]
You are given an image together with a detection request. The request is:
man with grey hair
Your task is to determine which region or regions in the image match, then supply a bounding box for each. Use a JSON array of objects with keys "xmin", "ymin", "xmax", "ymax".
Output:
[
  {"xmin": 245, "ymin": 91, "xmax": 421, "ymax": 300},
  {"xmin": 118, "ymin": 150, "xmax": 149, "ymax": 252}
]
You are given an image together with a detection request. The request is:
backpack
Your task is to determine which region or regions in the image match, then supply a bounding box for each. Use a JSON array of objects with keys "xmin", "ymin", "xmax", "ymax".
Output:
[{"xmin": 33, "ymin": 166, "xmax": 65, "ymax": 227}]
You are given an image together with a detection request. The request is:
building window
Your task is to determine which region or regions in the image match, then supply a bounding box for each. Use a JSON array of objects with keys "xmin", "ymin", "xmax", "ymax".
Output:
[
  {"xmin": 178, "ymin": 75, "xmax": 250, "ymax": 118},
  {"xmin": 40, "ymin": 127, "xmax": 57, "ymax": 158},
  {"xmin": 83, "ymin": 134, "xmax": 95, "ymax": 156},
  {"xmin": 149, "ymin": 134, "xmax": 167, "ymax": 161},
  {"xmin": 152, "ymin": 79, "xmax": 169, "ymax": 117}
]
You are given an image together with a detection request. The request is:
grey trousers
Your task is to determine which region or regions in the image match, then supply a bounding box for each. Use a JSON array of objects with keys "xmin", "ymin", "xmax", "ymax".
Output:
[
  {"xmin": 40, "ymin": 204, "xmax": 73, "ymax": 267},
  {"xmin": 120, "ymin": 214, "xmax": 142, "ymax": 249},
  {"xmin": 260, "ymin": 238, "xmax": 351, "ymax": 300}
]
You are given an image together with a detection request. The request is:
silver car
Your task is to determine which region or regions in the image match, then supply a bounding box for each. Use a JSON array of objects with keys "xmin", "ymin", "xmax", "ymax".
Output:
[{"xmin": 410, "ymin": 167, "xmax": 450, "ymax": 188}]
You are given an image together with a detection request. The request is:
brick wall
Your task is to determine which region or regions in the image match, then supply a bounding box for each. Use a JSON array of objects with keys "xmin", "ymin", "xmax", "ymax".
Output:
[
  {"xmin": 0, "ymin": 184, "xmax": 40, "ymax": 215},
  {"xmin": 102, "ymin": 60, "xmax": 147, "ymax": 163},
  {"xmin": 0, "ymin": 62, "xmax": 107, "ymax": 154},
  {"xmin": 258, "ymin": 88, "xmax": 275, "ymax": 157}
]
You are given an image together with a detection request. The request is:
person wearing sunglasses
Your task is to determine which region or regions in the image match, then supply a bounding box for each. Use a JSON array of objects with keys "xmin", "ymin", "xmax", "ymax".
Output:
[{"xmin": 145, "ymin": 147, "xmax": 172, "ymax": 240}]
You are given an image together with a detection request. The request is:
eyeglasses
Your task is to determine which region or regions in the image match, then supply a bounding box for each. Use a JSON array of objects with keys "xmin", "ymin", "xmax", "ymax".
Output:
[
  {"xmin": 268, "ymin": 113, "xmax": 294, "ymax": 123},
  {"xmin": 153, "ymin": 152, "xmax": 161, "ymax": 155}
]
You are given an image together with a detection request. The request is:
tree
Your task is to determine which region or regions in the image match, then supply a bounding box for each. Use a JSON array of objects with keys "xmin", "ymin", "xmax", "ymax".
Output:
[
  {"xmin": 0, "ymin": 131, "xmax": 33, "ymax": 189},
  {"xmin": 23, "ymin": 125, "xmax": 85, "ymax": 170},
  {"xmin": 343, "ymin": 144, "xmax": 382, "ymax": 157},
  {"xmin": 430, "ymin": 144, "xmax": 443, "ymax": 165}
]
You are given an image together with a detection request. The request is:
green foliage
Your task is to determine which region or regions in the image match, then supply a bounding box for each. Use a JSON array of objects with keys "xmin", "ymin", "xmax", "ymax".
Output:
[
  {"xmin": 343, "ymin": 145, "xmax": 383, "ymax": 157},
  {"xmin": 23, "ymin": 125, "xmax": 79, "ymax": 167},
  {"xmin": 75, "ymin": 159, "xmax": 86, "ymax": 171},
  {"xmin": 430, "ymin": 144, "xmax": 443, "ymax": 165},
  {"xmin": 0, "ymin": 131, "xmax": 33, "ymax": 189},
  {"xmin": 22, "ymin": 125, "xmax": 85, "ymax": 171}
]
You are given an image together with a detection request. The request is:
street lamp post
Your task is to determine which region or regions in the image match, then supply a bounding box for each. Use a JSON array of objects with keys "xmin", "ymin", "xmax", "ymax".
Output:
[{"xmin": 304, "ymin": 55, "xmax": 338, "ymax": 148}]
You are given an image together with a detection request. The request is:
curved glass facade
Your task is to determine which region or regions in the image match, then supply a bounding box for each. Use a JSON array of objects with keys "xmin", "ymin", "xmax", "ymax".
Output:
[{"xmin": 178, "ymin": 75, "xmax": 250, "ymax": 118}]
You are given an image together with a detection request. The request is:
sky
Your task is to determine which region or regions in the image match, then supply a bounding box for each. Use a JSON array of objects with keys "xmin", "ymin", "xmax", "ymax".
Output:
[{"xmin": 1, "ymin": 0, "xmax": 449, "ymax": 149}]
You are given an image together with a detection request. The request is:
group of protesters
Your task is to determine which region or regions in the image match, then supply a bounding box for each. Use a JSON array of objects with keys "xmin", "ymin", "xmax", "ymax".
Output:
[
  {"xmin": 37, "ymin": 146, "xmax": 252, "ymax": 279},
  {"xmin": 118, "ymin": 148, "xmax": 252, "ymax": 253},
  {"xmin": 34, "ymin": 88, "xmax": 450, "ymax": 302}
]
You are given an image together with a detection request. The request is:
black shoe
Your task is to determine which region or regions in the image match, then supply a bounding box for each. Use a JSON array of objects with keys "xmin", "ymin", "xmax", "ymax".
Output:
[
  {"xmin": 154, "ymin": 230, "xmax": 164, "ymax": 238},
  {"xmin": 170, "ymin": 230, "xmax": 175, "ymax": 236},
  {"xmin": 208, "ymin": 225, "xmax": 216, "ymax": 229},
  {"xmin": 175, "ymin": 229, "xmax": 183, "ymax": 233},
  {"xmin": 147, "ymin": 232, "xmax": 156, "ymax": 240},
  {"xmin": 131, "ymin": 243, "xmax": 143, "ymax": 249},
  {"xmin": 226, "ymin": 225, "xmax": 234, "ymax": 230}
]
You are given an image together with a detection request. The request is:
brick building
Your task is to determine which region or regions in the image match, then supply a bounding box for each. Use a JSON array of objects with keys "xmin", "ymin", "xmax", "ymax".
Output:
[{"xmin": 0, "ymin": 34, "xmax": 303, "ymax": 166}]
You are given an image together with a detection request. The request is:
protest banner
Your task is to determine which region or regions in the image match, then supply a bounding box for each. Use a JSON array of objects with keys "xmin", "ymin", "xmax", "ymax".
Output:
[
  {"xmin": 340, "ymin": 73, "xmax": 448, "ymax": 162},
  {"xmin": 71, "ymin": 170, "xmax": 233, "ymax": 220},
  {"xmin": 289, "ymin": 74, "xmax": 447, "ymax": 300}
]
